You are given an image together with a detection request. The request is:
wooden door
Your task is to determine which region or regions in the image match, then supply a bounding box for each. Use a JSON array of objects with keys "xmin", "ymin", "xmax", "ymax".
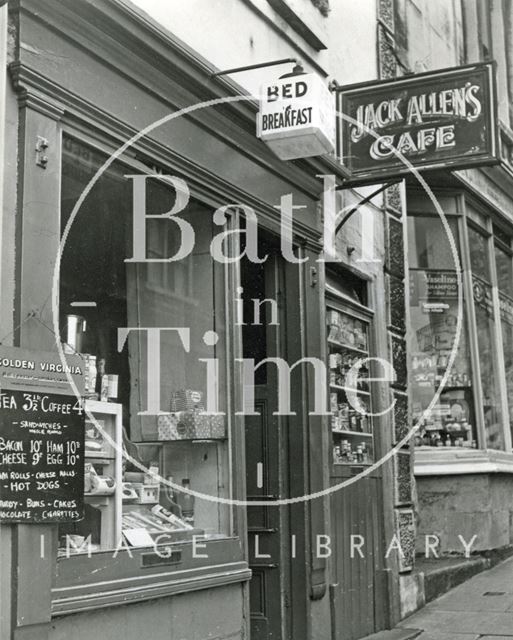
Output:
[
  {"xmin": 329, "ymin": 466, "xmax": 388, "ymax": 640},
  {"xmin": 327, "ymin": 295, "xmax": 389, "ymax": 640},
  {"xmin": 242, "ymin": 252, "xmax": 291, "ymax": 640}
]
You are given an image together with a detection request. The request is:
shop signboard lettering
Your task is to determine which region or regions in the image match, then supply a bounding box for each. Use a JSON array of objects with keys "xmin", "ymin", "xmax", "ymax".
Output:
[
  {"xmin": 0, "ymin": 347, "xmax": 85, "ymax": 523},
  {"xmin": 409, "ymin": 270, "xmax": 459, "ymax": 307},
  {"xmin": 257, "ymin": 73, "xmax": 337, "ymax": 161},
  {"xmin": 337, "ymin": 62, "xmax": 498, "ymax": 183},
  {"xmin": 0, "ymin": 345, "xmax": 86, "ymax": 396}
]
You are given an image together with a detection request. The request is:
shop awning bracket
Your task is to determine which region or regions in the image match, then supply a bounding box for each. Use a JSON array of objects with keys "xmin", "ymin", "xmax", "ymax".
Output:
[
  {"xmin": 334, "ymin": 179, "xmax": 401, "ymax": 235},
  {"xmin": 211, "ymin": 58, "xmax": 302, "ymax": 78}
]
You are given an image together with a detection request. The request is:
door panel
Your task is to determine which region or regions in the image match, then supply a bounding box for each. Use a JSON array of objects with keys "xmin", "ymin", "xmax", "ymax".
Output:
[
  {"xmin": 243, "ymin": 253, "xmax": 289, "ymax": 640},
  {"xmin": 246, "ymin": 394, "xmax": 282, "ymax": 639},
  {"xmin": 329, "ymin": 468, "xmax": 387, "ymax": 640}
]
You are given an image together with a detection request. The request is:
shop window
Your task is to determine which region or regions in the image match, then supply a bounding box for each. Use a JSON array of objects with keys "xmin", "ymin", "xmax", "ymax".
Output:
[
  {"xmin": 326, "ymin": 269, "xmax": 374, "ymax": 465},
  {"xmin": 407, "ymin": 214, "xmax": 459, "ymax": 271},
  {"xmin": 469, "ymin": 225, "xmax": 491, "ymax": 281},
  {"xmin": 495, "ymin": 241, "xmax": 513, "ymax": 445},
  {"xmin": 58, "ymin": 136, "xmax": 231, "ymax": 557},
  {"xmin": 408, "ymin": 215, "xmax": 477, "ymax": 449},
  {"xmin": 468, "ymin": 225, "xmax": 504, "ymax": 450}
]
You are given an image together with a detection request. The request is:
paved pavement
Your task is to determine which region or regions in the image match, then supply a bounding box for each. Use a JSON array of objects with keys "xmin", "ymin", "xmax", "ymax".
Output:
[{"xmin": 397, "ymin": 556, "xmax": 513, "ymax": 640}]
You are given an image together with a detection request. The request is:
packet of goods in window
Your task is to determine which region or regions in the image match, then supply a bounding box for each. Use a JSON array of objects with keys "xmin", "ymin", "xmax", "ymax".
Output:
[
  {"xmin": 131, "ymin": 482, "xmax": 160, "ymax": 504},
  {"xmin": 209, "ymin": 414, "xmax": 226, "ymax": 439},
  {"xmin": 144, "ymin": 461, "xmax": 159, "ymax": 485},
  {"xmin": 353, "ymin": 321, "xmax": 367, "ymax": 351},
  {"xmin": 340, "ymin": 316, "xmax": 355, "ymax": 346},
  {"xmin": 122, "ymin": 513, "xmax": 145, "ymax": 530},
  {"xmin": 170, "ymin": 389, "xmax": 204, "ymax": 412},
  {"xmin": 329, "ymin": 353, "xmax": 341, "ymax": 370},
  {"xmin": 129, "ymin": 510, "xmax": 175, "ymax": 532},
  {"xmin": 84, "ymin": 462, "xmax": 96, "ymax": 493},
  {"xmin": 135, "ymin": 509, "xmax": 189, "ymax": 533},
  {"xmin": 327, "ymin": 310, "xmax": 341, "ymax": 341},
  {"xmin": 122, "ymin": 482, "xmax": 139, "ymax": 501},
  {"xmin": 157, "ymin": 412, "xmax": 198, "ymax": 440},
  {"xmin": 90, "ymin": 474, "xmax": 116, "ymax": 495},
  {"xmin": 122, "ymin": 511, "xmax": 168, "ymax": 532},
  {"xmin": 84, "ymin": 422, "xmax": 106, "ymax": 455},
  {"xmin": 151, "ymin": 504, "xmax": 193, "ymax": 530}
]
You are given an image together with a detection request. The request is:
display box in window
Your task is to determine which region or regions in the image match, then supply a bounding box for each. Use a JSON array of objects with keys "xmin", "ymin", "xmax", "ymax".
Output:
[
  {"xmin": 157, "ymin": 412, "xmax": 202, "ymax": 440},
  {"xmin": 157, "ymin": 411, "xmax": 226, "ymax": 440},
  {"xmin": 209, "ymin": 414, "xmax": 226, "ymax": 439},
  {"xmin": 170, "ymin": 389, "xmax": 204, "ymax": 412}
]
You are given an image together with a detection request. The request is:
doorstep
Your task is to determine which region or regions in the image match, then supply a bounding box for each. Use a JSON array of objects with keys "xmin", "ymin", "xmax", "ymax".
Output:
[
  {"xmin": 416, "ymin": 556, "xmax": 490, "ymax": 603},
  {"xmin": 357, "ymin": 629, "xmax": 422, "ymax": 640},
  {"xmin": 415, "ymin": 545, "xmax": 513, "ymax": 604}
]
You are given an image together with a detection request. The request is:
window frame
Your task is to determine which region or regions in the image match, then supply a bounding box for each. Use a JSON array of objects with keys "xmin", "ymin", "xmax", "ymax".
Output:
[
  {"xmin": 325, "ymin": 270, "xmax": 386, "ymax": 469},
  {"xmin": 408, "ymin": 189, "xmax": 513, "ymax": 457},
  {"xmin": 53, "ymin": 125, "xmax": 250, "ymax": 612}
]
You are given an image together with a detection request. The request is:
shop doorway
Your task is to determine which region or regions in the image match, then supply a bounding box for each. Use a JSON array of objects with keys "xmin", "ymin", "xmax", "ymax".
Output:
[
  {"xmin": 326, "ymin": 277, "xmax": 389, "ymax": 640},
  {"xmin": 329, "ymin": 468, "xmax": 388, "ymax": 639},
  {"xmin": 241, "ymin": 248, "xmax": 293, "ymax": 640}
]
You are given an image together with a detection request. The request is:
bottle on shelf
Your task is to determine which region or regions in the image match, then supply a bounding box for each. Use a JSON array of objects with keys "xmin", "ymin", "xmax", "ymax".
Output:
[
  {"xmin": 161, "ymin": 475, "xmax": 183, "ymax": 517},
  {"xmin": 96, "ymin": 357, "xmax": 106, "ymax": 397},
  {"xmin": 83, "ymin": 354, "xmax": 97, "ymax": 397},
  {"xmin": 176, "ymin": 478, "xmax": 195, "ymax": 526},
  {"xmin": 144, "ymin": 461, "xmax": 159, "ymax": 485}
]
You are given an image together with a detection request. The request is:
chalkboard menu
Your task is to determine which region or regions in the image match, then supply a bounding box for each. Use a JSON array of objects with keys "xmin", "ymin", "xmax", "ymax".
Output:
[{"xmin": 0, "ymin": 389, "xmax": 85, "ymax": 523}]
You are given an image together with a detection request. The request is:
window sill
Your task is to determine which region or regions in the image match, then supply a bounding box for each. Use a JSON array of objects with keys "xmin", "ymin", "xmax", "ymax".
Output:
[
  {"xmin": 414, "ymin": 447, "xmax": 513, "ymax": 476},
  {"xmin": 52, "ymin": 537, "xmax": 250, "ymax": 616}
]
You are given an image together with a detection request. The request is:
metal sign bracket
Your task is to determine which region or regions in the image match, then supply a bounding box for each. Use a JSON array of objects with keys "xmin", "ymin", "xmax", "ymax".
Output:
[{"xmin": 334, "ymin": 179, "xmax": 401, "ymax": 234}]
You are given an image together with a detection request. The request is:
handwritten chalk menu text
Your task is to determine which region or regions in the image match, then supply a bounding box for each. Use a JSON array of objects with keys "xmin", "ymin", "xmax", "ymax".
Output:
[{"xmin": 0, "ymin": 390, "xmax": 84, "ymax": 523}]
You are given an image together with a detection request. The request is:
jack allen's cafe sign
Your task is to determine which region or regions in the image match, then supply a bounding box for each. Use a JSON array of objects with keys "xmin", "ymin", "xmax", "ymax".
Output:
[{"xmin": 257, "ymin": 62, "xmax": 499, "ymax": 182}]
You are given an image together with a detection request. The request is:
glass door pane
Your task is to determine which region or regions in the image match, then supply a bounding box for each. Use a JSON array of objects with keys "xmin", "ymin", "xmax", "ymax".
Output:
[{"xmin": 327, "ymin": 307, "xmax": 374, "ymax": 464}]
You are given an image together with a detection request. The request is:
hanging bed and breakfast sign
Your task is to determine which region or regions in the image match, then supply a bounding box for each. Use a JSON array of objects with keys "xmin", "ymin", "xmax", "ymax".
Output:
[
  {"xmin": 257, "ymin": 72, "xmax": 337, "ymax": 161},
  {"xmin": 0, "ymin": 346, "xmax": 85, "ymax": 523},
  {"xmin": 337, "ymin": 62, "xmax": 499, "ymax": 184}
]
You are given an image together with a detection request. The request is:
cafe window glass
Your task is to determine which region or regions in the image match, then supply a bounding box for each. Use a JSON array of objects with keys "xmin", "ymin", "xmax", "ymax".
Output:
[
  {"xmin": 408, "ymin": 215, "xmax": 477, "ymax": 449},
  {"xmin": 58, "ymin": 135, "xmax": 231, "ymax": 555},
  {"xmin": 468, "ymin": 225, "xmax": 504, "ymax": 449},
  {"xmin": 495, "ymin": 241, "xmax": 513, "ymax": 444}
]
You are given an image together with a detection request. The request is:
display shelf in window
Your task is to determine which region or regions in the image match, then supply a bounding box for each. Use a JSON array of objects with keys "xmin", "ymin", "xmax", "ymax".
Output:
[
  {"xmin": 59, "ymin": 400, "xmax": 123, "ymax": 554},
  {"xmin": 412, "ymin": 387, "xmax": 477, "ymax": 449},
  {"xmin": 120, "ymin": 444, "xmax": 204, "ymax": 547},
  {"xmin": 330, "ymin": 383, "xmax": 371, "ymax": 396},
  {"xmin": 58, "ymin": 401, "xmax": 202, "ymax": 557},
  {"xmin": 411, "ymin": 340, "xmax": 477, "ymax": 448},
  {"xmin": 411, "ymin": 352, "xmax": 472, "ymax": 389},
  {"xmin": 327, "ymin": 307, "xmax": 374, "ymax": 465},
  {"xmin": 327, "ymin": 338, "xmax": 368, "ymax": 356}
]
